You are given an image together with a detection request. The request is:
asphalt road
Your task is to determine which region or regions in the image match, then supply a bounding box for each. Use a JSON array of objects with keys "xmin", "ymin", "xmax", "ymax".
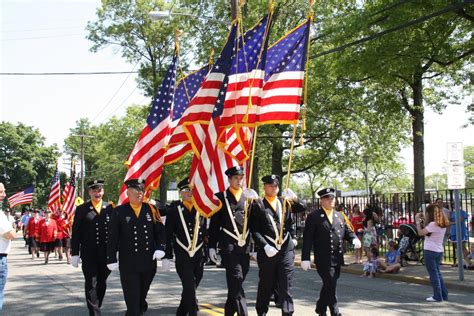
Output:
[{"xmin": 3, "ymin": 239, "xmax": 473, "ymax": 315}]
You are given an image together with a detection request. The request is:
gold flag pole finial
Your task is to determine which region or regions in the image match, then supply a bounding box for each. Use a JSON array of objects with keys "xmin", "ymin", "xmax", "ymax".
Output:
[{"xmin": 174, "ymin": 29, "xmax": 183, "ymax": 53}]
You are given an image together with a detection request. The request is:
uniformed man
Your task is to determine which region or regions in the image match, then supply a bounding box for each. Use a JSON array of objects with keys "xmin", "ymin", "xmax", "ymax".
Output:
[
  {"xmin": 163, "ymin": 178, "xmax": 207, "ymax": 316},
  {"xmin": 301, "ymin": 188, "xmax": 361, "ymax": 316},
  {"xmin": 107, "ymin": 178, "xmax": 166, "ymax": 316},
  {"xmin": 71, "ymin": 179, "xmax": 114, "ymax": 316},
  {"xmin": 208, "ymin": 166, "xmax": 251, "ymax": 316},
  {"xmin": 250, "ymin": 175, "xmax": 305, "ymax": 316}
]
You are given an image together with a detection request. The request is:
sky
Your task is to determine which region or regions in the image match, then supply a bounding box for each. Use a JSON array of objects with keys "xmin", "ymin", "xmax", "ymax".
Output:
[{"xmin": 1, "ymin": 0, "xmax": 473, "ymax": 177}]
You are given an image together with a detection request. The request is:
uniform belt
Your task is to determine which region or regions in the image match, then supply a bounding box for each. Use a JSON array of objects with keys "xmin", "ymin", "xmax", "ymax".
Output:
[
  {"xmin": 175, "ymin": 238, "xmax": 203, "ymax": 257},
  {"xmin": 223, "ymin": 228, "xmax": 249, "ymax": 243},
  {"xmin": 264, "ymin": 232, "xmax": 289, "ymax": 249}
]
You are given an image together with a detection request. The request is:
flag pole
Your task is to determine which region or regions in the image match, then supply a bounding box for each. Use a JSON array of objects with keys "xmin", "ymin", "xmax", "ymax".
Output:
[{"xmin": 278, "ymin": 1, "xmax": 314, "ymax": 246}]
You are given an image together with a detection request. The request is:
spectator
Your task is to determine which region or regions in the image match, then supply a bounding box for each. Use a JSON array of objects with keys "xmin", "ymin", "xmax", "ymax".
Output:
[
  {"xmin": 377, "ymin": 240, "xmax": 401, "ymax": 274},
  {"xmin": 362, "ymin": 207, "xmax": 377, "ymax": 261},
  {"xmin": 0, "ymin": 182, "xmax": 17, "ymax": 311},
  {"xmin": 448, "ymin": 208, "xmax": 470, "ymax": 267},
  {"xmin": 415, "ymin": 204, "xmax": 450, "ymax": 302},
  {"xmin": 361, "ymin": 247, "xmax": 378, "ymax": 278},
  {"xmin": 351, "ymin": 204, "xmax": 364, "ymax": 264},
  {"xmin": 19, "ymin": 208, "xmax": 31, "ymax": 247}
]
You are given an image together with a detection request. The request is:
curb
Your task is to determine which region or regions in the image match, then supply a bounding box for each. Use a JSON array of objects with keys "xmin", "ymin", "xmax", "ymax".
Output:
[{"xmin": 292, "ymin": 261, "xmax": 473, "ymax": 293}]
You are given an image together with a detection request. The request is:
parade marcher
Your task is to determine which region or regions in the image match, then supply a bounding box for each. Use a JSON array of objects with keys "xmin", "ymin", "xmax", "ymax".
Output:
[
  {"xmin": 250, "ymin": 174, "xmax": 305, "ymax": 316},
  {"xmin": 163, "ymin": 178, "xmax": 207, "ymax": 316},
  {"xmin": 107, "ymin": 178, "xmax": 166, "ymax": 316},
  {"xmin": 0, "ymin": 183, "xmax": 17, "ymax": 311},
  {"xmin": 208, "ymin": 166, "xmax": 252, "ymax": 316},
  {"xmin": 20, "ymin": 208, "xmax": 31, "ymax": 248},
  {"xmin": 26, "ymin": 209, "xmax": 41, "ymax": 259},
  {"xmin": 38, "ymin": 209, "xmax": 58, "ymax": 264},
  {"xmin": 52, "ymin": 208, "xmax": 65, "ymax": 261},
  {"xmin": 301, "ymin": 188, "xmax": 361, "ymax": 316},
  {"xmin": 71, "ymin": 179, "xmax": 114, "ymax": 316}
]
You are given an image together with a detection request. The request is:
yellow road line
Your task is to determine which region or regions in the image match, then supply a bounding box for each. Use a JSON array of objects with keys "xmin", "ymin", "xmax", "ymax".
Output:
[
  {"xmin": 199, "ymin": 303, "xmax": 225, "ymax": 314},
  {"xmin": 199, "ymin": 308, "xmax": 223, "ymax": 316}
]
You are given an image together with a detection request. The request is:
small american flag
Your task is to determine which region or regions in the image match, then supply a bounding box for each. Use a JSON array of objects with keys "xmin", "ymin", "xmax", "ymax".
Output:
[
  {"xmin": 47, "ymin": 169, "xmax": 61, "ymax": 211},
  {"xmin": 62, "ymin": 168, "xmax": 76, "ymax": 216},
  {"xmin": 7, "ymin": 186, "xmax": 34, "ymax": 208}
]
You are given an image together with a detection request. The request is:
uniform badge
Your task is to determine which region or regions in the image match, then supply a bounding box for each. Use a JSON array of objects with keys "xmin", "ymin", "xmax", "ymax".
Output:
[
  {"xmin": 125, "ymin": 216, "xmax": 131, "ymax": 223},
  {"xmin": 146, "ymin": 213, "xmax": 152, "ymax": 222}
]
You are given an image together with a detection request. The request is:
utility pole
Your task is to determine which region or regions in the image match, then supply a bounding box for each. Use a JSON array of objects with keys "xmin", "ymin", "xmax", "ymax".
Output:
[{"xmin": 71, "ymin": 134, "xmax": 95, "ymax": 199}]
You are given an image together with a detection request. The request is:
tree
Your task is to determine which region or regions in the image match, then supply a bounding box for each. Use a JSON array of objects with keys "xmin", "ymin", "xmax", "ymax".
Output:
[
  {"xmin": 464, "ymin": 145, "xmax": 474, "ymax": 189},
  {"xmin": 320, "ymin": 0, "xmax": 473, "ymax": 205},
  {"xmin": 0, "ymin": 122, "xmax": 59, "ymax": 207}
]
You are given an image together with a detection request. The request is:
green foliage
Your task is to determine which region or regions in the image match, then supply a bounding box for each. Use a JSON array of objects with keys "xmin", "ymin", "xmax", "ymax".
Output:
[
  {"xmin": 464, "ymin": 145, "xmax": 474, "ymax": 189},
  {"xmin": 0, "ymin": 122, "xmax": 59, "ymax": 207}
]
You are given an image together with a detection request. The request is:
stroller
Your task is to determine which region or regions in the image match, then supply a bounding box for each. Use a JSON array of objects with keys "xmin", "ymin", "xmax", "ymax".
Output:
[{"xmin": 398, "ymin": 223, "xmax": 424, "ymax": 266}]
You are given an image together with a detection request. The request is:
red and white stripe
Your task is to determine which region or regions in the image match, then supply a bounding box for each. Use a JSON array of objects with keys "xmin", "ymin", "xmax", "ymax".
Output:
[
  {"xmin": 48, "ymin": 181, "xmax": 61, "ymax": 212},
  {"xmin": 62, "ymin": 183, "xmax": 76, "ymax": 216},
  {"xmin": 7, "ymin": 191, "xmax": 33, "ymax": 208}
]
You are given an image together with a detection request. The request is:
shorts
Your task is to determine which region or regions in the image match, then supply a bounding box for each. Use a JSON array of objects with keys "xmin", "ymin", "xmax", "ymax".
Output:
[
  {"xmin": 62, "ymin": 238, "xmax": 71, "ymax": 248},
  {"xmin": 40, "ymin": 242, "xmax": 55, "ymax": 252},
  {"xmin": 29, "ymin": 237, "xmax": 38, "ymax": 248},
  {"xmin": 54, "ymin": 239, "xmax": 62, "ymax": 247}
]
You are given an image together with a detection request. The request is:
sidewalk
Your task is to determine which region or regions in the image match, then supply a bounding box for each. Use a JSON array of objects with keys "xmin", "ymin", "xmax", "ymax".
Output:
[{"xmin": 293, "ymin": 254, "xmax": 474, "ymax": 293}]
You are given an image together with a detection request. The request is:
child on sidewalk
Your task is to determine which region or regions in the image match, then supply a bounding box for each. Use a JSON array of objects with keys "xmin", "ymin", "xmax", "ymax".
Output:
[{"xmin": 361, "ymin": 247, "xmax": 379, "ymax": 278}]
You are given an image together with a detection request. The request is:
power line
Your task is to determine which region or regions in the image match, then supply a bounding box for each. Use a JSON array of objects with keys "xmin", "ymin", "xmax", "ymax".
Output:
[
  {"xmin": 91, "ymin": 62, "xmax": 140, "ymax": 123},
  {"xmin": 1, "ymin": 33, "xmax": 83, "ymax": 41},
  {"xmin": 312, "ymin": 1, "xmax": 473, "ymax": 58}
]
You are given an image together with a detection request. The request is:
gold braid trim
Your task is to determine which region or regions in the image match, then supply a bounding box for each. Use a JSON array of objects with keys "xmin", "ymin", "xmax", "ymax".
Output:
[{"xmin": 148, "ymin": 203, "xmax": 163, "ymax": 224}]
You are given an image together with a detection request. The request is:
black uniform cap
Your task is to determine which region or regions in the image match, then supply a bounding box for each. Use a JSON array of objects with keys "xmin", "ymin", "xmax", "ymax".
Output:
[
  {"xmin": 317, "ymin": 187, "xmax": 336, "ymax": 198},
  {"xmin": 261, "ymin": 174, "xmax": 280, "ymax": 185},
  {"xmin": 43, "ymin": 209, "xmax": 52, "ymax": 214},
  {"xmin": 225, "ymin": 166, "xmax": 244, "ymax": 177},
  {"xmin": 87, "ymin": 179, "xmax": 104, "ymax": 189},
  {"xmin": 125, "ymin": 178, "xmax": 145, "ymax": 191},
  {"xmin": 177, "ymin": 178, "xmax": 190, "ymax": 191}
]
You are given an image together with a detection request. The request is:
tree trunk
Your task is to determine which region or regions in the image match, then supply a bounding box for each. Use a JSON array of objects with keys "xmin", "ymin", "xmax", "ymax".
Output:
[
  {"xmin": 412, "ymin": 73, "xmax": 425, "ymax": 208},
  {"xmin": 159, "ymin": 168, "xmax": 167, "ymax": 202},
  {"xmin": 251, "ymin": 156, "xmax": 260, "ymax": 194},
  {"xmin": 271, "ymin": 138, "xmax": 284, "ymax": 190}
]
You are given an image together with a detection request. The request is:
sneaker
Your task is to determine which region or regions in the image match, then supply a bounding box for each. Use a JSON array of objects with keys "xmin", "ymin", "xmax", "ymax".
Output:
[{"xmin": 426, "ymin": 297, "xmax": 439, "ymax": 302}]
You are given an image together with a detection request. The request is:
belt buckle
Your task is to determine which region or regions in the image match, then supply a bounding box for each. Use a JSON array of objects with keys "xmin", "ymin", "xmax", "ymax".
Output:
[{"xmin": 237, "ymin": 238, "xmax": 246, "ymax": 247}]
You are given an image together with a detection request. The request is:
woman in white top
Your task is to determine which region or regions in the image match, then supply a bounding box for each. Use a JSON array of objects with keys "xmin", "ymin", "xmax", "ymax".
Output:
[{"xmin": 415, "ymin": 204, "xmax": 450, "ymax": 302}]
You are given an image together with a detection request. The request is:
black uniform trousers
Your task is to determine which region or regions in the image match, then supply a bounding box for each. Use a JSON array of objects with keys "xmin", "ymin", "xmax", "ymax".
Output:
[
  {"xmin": 316, "ymin": 265, "xmax": 341, "ymax": 316},
  {"xmin": 256, "ymin": 249, "xmax": 294, "ymax": 316},
  {"xmin": 119, "ymin": 266, "xmax": 156, "ymax": 316},
  {"xmin": 175, "ymin": 253, "xmax": 205, "ymax": 316},
  {"xmin": 221, "ymin": 252, "xmax": 250, "ymax": 316},
  {"xmin": 82, "ymin": 262, "xmax": 111, "ymax": 316}
]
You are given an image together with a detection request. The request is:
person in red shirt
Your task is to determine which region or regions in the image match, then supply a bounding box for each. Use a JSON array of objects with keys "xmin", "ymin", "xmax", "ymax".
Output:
[
  {"xmin": 52, "ymin": 208, "xmax": 65, "ymax": 262},
  {"xmin": 26, "ymin": 210, "xmax": 41, "ymax": 260},
  {"xmin": 38, "ymin": 210, "xmax": 58, "ymax": 264},
  {"xmin": 351, "ymin": 204, "xmax": 364, "ymax": 264}
]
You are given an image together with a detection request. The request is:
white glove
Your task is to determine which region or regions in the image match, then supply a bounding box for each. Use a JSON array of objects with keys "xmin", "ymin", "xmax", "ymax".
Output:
[
  {"xmin": 243, "ymin": 188, "xmax": 259, "ymax": 200},
  {"xmin": 292, "ymin": 239, "xmax": 298, "ymax": 247},
  {"xmin": 264, "ymin": 244, "xmax": 278, "ymax": 258},
  {"xmin": 209, "ymin": 248, "xmax": 218, "ymax": 263},
  {"xmin": 107, "ymin": 262, "xmax": 119, "ymax": 271},
  {"xmin": 301, "ymin": 260, "xmax": 311, "ymax": 271},
  {"xmin": 281, "ymin": 188, "xmax": 297, "ymax": 201},
  {"xmin": 162, "ymin": 258, "xmax": 171, "ymax": 272},
  {"xmin": 352, "ymin": 238, "xmax": 362, "ymax": 249},
  {"xmin": 153, "ymin": 250, "xmax": 165, "ymax": 260},
  {"xmin": 70, "ymin": 255, "xmax": 80, "ymax": 268}
]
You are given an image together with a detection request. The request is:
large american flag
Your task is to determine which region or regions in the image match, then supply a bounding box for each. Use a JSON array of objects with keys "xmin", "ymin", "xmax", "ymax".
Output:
[
  {"xmin": 62, "ymin": 168, "xmax": 76, "ymax": 216},
  {"xmin": 217, "ymin": 18, "xmax": 311, "ymax": 172},
  {"xmin": 7, "ymin": 186, "xmax": 34, "ymax": 208},
  {"xmin": 47, "ymin": 169, "xmax": 61, "ymax": 211}
]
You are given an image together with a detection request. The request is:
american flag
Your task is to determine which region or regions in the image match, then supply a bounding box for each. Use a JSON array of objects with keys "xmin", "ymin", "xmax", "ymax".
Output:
[
  {"xmin": 47, "ymin": 169, "xmax": 61, "ymax": 211},
  {"xmin": 118, "ymin": 53, "xmax": 179, "ymax": 204},
  {"xmin": 62, "ymin": 168, "xmax": 76, "ymax": 216},
  {"xmin": 164, "ymin": 65, "xmax": 211, "ymax": 165},
  {"xmin": 7, "ymin": 186, "xmax": 34, "ymax": 208},
  {"xmin": 118, "ymin": 55, "xmax": 210, "ymax": 204},
  {"xmin": 189, "ymin": 16, "xmax": 271, "ymax": 217},
  {"xmin": 216, "ymin": 18, "xmax": 311, "ymax": 174}
]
